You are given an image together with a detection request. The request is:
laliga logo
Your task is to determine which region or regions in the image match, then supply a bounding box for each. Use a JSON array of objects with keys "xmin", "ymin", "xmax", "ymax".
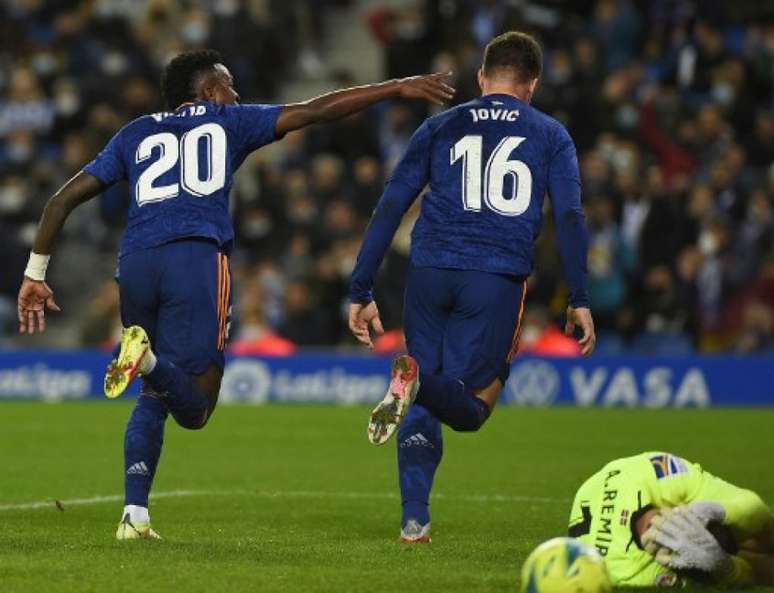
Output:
[
  {"xmin": 506, "ymin": 360, "xmax": 561, "ymax": 406},
  {"xmin": 220, "ymin": 359, "xmax": 271, "ymax": 403}
]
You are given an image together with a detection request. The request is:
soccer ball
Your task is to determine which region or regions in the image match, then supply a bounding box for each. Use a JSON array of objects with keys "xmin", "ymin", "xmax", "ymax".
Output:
[{"xmin": 520, "ymin": 537, "xmax": 612, "ymax": 593}]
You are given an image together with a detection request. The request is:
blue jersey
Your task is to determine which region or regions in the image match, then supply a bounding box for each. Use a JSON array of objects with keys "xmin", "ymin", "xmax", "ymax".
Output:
[
  {"xmin": 350, "ymin": 93, "xmax": 589, "ymax": 307},
  {"xmin": 84, "ymin": 101, "xmax": 282, "ymax": 257}
]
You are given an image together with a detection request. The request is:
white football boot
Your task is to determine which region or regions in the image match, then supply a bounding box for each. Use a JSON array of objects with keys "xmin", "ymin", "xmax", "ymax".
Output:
[
  {"xmin": 115, "ymin": 513, "xmax": 162, "ymax": 540},
  {"xmin": 400, "ymin": 519, "xmax": 431, "ymax": 544},
  {"xmin": 367, "ymin": 355, "xmax": 419, "ymax": 445}
]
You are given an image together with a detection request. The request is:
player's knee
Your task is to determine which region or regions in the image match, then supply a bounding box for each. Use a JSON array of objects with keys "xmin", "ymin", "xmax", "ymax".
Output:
[
  {"xmin": 449, "ymin": 396, "xmax": 492, "ymax": 432},
  {"xmin": 449, "ymin": 414, "xmax": 489, "ymax": 432},
  {"xmin": 194, "ymin": 365, "xmax": 222, "ymax": 410},
  {"xmin": 174, "ymin": 408, "xmax": 211, "ymax": 431}
]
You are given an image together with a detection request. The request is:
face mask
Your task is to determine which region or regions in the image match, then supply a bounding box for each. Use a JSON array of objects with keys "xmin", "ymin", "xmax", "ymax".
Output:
[
  {"xmin": 7, "ymin": 142, "xmax": 33, "ymax": 164},
  {"xmin": 712, "ymin": 83, "xmax": 735, "ymax": 106},
  {"xmin": 698, "ymin": 230, "xmax": 718, "ymax": 255},
  {"xmin": 213, "ymin": 0, "xmax": 238, "ymax": 16},
  {"xmin": 102, "ymin": 51, "xmax": 128, "ymax": 76},
  {"xmin": 31, "ymin": 52, "xmax": 57, "ymax": 76},
  {"xmin": 182, "ymin": 22, "xmax": 208, "ymax": 45},
  {"xmin": 616, "ymin": 103, "xmax": 638, "ymax": 130},
  {"xmin": 55, "ymin": 89, "xmax": 80, "ymax": 116},
  {"xmin": 338, "ymin": 253, "xmax": 356, "ymax": 278},
  {"xmin": 242, "ymin": 218, "xmax": 271, "ymax": 239},
  {"xmin": 0, "ymin": 185, "xmax": 25, "ymax": 213}
]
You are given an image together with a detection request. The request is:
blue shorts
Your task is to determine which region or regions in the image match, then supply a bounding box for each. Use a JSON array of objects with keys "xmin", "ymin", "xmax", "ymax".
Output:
[
  {"xmin": 118, "ymin": 239, "xmax": 232, "ymax": 375},
  {"xmin": 403, "ymin": 266, "xmax": 527, "ymax": 390}
]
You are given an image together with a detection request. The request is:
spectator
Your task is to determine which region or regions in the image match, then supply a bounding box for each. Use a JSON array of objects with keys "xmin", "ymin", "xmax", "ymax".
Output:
[{"xmin": 1, "ymin": 1, "xmax": 772, "ymax": 354}]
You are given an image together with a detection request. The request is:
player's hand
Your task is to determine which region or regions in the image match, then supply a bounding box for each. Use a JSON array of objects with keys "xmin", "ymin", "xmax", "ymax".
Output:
[
  {"xmin": 643, "ymin": 507, "xmax": 731, "ymax": 574},
  {"xmin": 17, "ymin": 277, "xmax": 61, "ymax": 335},
  {"xmin": 688, "ymin": 502, "xmax": 726, "ymax": 526},
  {"xmin": 565, "ymin": 306, "xmax": 596, "ymax": 356},
  {"xmin": 349, "ymin": 301, "xmax": 384, "ymax": 350},
  {"xmin": 396, "ymin": 72, "xmax": 455, "ymax": 105}
]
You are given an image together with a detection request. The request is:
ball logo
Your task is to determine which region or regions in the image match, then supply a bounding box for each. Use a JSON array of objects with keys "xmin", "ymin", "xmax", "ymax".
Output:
[
  {"xmin": 506, "ymin": 360, "xmax": 560, "ymax": 406},
  {"xmin": 220, "ymin": 359, "xmax": 271, "ymax": 403}
]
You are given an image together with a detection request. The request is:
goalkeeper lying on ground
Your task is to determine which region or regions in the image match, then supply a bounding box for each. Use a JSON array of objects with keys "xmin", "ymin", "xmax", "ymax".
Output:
[{"xmin": 568, "ymin": 452, "xmax": 774, "ymax": 587}]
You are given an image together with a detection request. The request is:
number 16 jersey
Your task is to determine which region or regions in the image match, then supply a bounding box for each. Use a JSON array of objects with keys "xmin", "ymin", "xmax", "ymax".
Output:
[
  {"xmin": 394, "ymin": 93, "xmax": 582, "ymax": 281},
  {"xmin": 84, "ymin": 101, "xmax": 282, "ymax": 258}
]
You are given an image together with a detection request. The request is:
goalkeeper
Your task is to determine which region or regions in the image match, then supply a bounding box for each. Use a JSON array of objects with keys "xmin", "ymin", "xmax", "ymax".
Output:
[{"xmin": 568, "ymin": 452, "xmax": 774, "ymax": 587}]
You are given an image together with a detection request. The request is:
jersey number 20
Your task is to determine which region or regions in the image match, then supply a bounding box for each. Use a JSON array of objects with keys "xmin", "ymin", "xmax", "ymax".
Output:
[
  {"xmin": 135, "ymin": 123, "xmax": 227, "ymax": 205},
  {"xmin": 450, "ymin": 135, "xmax": 532, "ymax": 216}
]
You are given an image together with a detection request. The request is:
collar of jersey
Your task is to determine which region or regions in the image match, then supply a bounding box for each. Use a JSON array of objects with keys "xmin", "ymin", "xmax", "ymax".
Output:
[{"xmin": 481, "ymin": 93, "xmax": 524, "ymax": 105}]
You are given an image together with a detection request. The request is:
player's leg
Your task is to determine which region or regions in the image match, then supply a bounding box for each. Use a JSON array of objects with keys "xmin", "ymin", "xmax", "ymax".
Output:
[
  {"xmin": 396, "ymin": 266, "xmax": 449, "ymax": 541},
  {"xmin": 114, "ymin": 248, "xmax": 166, "ymax": 539},
  {"xmin": 113, "ymin": 240, "xmax": 230, "ymax": 539},
  {"xmin": 143, "ymin": 240, "xmax": 230, "ymax": 430},
  {"xmin": 419, "ymin": 271, "xmax": 526, "ymax": 431},
  {"xmin": 397, "ymin": 405, "xmax": 442, "ymax": 542}
]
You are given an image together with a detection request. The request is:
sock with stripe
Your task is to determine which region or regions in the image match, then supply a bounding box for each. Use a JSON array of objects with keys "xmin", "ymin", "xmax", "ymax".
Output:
[
  {"xmin": 414, "ymin": 372, "xmax": 491, "ymax": 432},
  {"xmin": 124, "ymin": 390, "xmax": 167, "ymax": 508},
  {"xmin": 144, "ymin": 357, "xmax": 211, "ymax": 429},
  {"xmin": 397, "ymin": 404, "xmax": 442, "ymax": 528}
]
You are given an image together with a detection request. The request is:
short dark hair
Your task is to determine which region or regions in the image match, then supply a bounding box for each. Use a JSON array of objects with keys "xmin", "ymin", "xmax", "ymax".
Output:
[
  {"xmin": 161, "ymin": 49, "xmax": 224, "ymax": 109},
  {"xmin": 482, "ymin": 32, "xmax": 542, "ymax": 82}
]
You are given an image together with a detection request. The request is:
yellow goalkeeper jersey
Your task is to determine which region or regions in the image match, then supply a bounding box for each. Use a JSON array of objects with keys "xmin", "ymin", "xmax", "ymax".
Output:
[{"xmin": 567, "ymin": 452, "xmax": 772, "ymax": 587}]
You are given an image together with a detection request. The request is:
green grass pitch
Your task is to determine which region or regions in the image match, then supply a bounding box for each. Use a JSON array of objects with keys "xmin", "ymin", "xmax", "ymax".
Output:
[{"xmin": 1, "ymin": 403, "xmax": 772, "ymax": 593}]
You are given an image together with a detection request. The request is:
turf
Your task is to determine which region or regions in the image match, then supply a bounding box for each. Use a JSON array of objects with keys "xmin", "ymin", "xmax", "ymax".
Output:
[{"xmin": 0, "ymin": 403, "xmax": 772, "ymax": 593}]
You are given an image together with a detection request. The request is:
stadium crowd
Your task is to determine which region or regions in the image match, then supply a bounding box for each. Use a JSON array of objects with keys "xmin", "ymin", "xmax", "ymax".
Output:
[{"xmin": 1, "ymin": 0, "xmax": 772, "ymax": 355}]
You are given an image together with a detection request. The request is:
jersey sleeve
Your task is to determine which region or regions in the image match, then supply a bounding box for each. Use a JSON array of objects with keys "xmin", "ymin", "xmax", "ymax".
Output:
[
  {"xmin": 83, "ymin": 130, "xmax": 127, "ymax": 187},
  {"xmin": 649, "ymin": 454, "xmax": 774, "ymax": 541},
  {"xmin": 231, "ymin": 103, "xmax": 284, "ymax": 155},
  {"xmin": 547, "ymin": 124, "xmax": 589, "ymax": 308},
  {"xmin": 349, "ymin": 121, "xmax": 432, "ymax": 303},
  {"xmin": 694, "ymin": 474, "xmax": 774, "ymax": 542},
  {"xmin": 386, "ymin": 119, "xmax": 432, "ymax": 192}
]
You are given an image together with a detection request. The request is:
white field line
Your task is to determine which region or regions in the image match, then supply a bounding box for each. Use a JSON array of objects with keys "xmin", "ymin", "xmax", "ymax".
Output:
[{"xmin": 0, "ymin": 489, "xmax": 568, "ymax": 512}]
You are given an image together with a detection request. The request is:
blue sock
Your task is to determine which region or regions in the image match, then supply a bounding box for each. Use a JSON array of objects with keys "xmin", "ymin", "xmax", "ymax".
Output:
[
  {"xmin": 414, "ymin": 373, "xmax": 491, "ymax": 432},
  {"xmin": 397, "ymin": 404, "xmax": 442, "ymax": 527},
  {"xmin": 124, "ymin": 390, "xmax": 167, "ymax": 507},
  {"xmin": 144, "ymin": 357, "xmax": 211, "ymax": 429}
]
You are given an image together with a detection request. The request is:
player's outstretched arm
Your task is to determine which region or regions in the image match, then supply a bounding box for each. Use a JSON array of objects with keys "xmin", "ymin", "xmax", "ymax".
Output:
[
  {"xmin": 275, "ymin": 73, "xmax": 454, "ymax": 136},
  {"xmin": 17, "ymin": 171, "xmax": 103, "ymax": 334}
]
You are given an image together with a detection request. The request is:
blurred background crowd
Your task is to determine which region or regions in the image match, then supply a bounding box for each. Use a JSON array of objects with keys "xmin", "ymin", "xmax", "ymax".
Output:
[{"xmin": 1, "ymin": 0, "xmax": 772, "ymax": 355}]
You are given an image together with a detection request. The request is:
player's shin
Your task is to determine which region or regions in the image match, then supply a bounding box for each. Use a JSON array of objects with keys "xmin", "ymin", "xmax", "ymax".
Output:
[
  {"xmin": 124, "ymin": 392, "xmax": 167, "ymax": 509},
  {"xmin": 397, "ymin": 405, "xmax": 443, "ymax": 539},
  {"xmin": 143, "ymin": 358, "xmax": 211, "ymax": 429},
  {"xmin": 414, "ymin": 373, "xmax": 491, "ymax": 432}
]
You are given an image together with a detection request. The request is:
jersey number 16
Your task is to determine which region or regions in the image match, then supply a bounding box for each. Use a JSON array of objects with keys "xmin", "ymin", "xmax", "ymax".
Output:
[{"xmin": 450, "ymin": 135, "xmax": 532, "ymax": 216}]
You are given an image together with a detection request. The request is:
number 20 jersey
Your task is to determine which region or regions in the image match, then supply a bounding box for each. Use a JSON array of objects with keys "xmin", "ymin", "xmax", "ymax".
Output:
[
  {"xmin": 83, "ymin": 101, "xmax": 282, "ymax": 258},
  {"xmin": 395, "ymin": 93, "xmax": 581, "ymax": 277}
]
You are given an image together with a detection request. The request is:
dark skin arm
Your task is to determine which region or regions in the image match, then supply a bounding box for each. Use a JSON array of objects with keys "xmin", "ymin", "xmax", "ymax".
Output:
[
  {"xmin": 275, "ymin": 73, "xmax": 454, "ymax": 136},
  {"xmin": 17, "ymin": 171, "xmax": 103, "ymax": 334}
]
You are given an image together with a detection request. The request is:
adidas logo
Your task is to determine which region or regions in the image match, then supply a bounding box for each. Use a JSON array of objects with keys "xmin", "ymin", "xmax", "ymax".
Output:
[
  {"xmin": 126, "ymin": 461, "xmax": 150, "ymax": 476},
  {"xmin": 400, "ymin": 433, "xmax": 434, "ymax": 449}
]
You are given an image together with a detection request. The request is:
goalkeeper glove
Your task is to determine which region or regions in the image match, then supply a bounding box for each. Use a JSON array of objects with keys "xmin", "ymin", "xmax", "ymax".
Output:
[{"xmin": 642, "ymin": 506, "xmax": 731, "ymax": 574}]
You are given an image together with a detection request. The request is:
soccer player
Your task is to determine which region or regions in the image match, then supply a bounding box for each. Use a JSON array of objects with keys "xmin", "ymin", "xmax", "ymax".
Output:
[
  {"xmin": 568, "ymin": 452, "xmax": 774, "ymax": 587},
  {"xmin": 16, "ymin": 49, "xmax": 454, "ymax": 540},
  {"xmin": 348, "ymin": 31, "xmax": 594, "ymax": 543}
]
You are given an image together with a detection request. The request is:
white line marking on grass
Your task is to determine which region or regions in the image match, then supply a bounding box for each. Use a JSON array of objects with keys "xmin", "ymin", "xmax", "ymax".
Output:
[
  {"xmin": 0, "ymin": 489, "xmax": 227, "ymax": 511},
  {"xmin": 260, "ymin": 490, "xmax": 569, "ymax": 505},
  {"xmin": 0, "ymin": 489, "xmax": 568, "ymax": 512}
]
